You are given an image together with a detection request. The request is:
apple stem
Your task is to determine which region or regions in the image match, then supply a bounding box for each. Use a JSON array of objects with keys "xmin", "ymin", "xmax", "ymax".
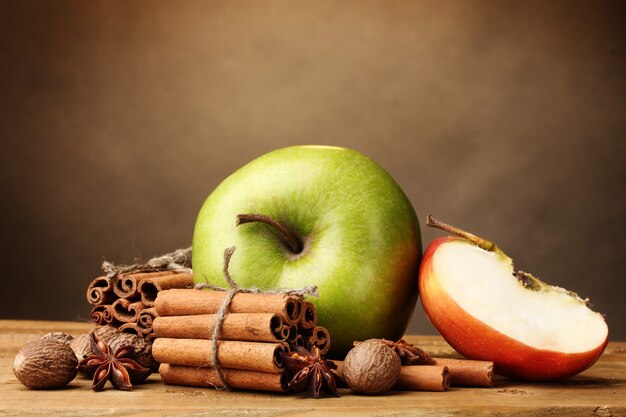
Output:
[
  {"xmin": 236, "ymin": 213, "xmax": 303, "ymax": 254},
  {"xmin": 425, "ymin": 215, "xmax": 501, "ymax": 253}
]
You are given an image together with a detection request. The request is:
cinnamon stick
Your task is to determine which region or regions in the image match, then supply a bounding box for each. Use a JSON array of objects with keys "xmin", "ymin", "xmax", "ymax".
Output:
[
  {"xmin": 152, "ymin": 338, "xmax": 288, "ymax": 373},
  {"xmin": 114, "ymin": 271, "xmax": 174, "ymax": 299},
  {"xmin": 86, "ymin": 276, "xmax": 116, "ymax": 306},
  {"xmin": 119, "ymin": 322, "xmax": 145, "ymax": 336},
  {"xmin": 285, "ymin": 325, "xmax": 298, "ymax": 344},
  {"xmin": 299, "ymin": 301, "xmax": 317, "ymax": 329},
  {"xmin": 137, "ymin": 307, "xmax": 158, "ymax": 333},
  {"xmin": 138, "ymin": 273, "xmax": 194, "ymax": 307},
  {"xmin": 159, "ymin": 364, "xmax": 287, "ymax": 392},
  {"xmin": 90, "ymin": 305, "xmax": 116, "ymax": 325},
  {"xmin": 310, "ymin": 326, "xmax": 331, "ymax": 355},
  {"xmin": 293, "ymin": 334, "xmax": 305, "ymax": 348},
  {"xmin": 395, "ymin": 365, "xmax": 450, "ymax": 391},
  {"xmin": 111, "ymin": 298, "xmax": 146, "ymax": 323},
  {"xmin": 155, "ymin": 289, "xmax": 302, "ymax": 323},
  {"xmin": 432, "ymin": 358, "xmax": 493, "ymax": 387},
  {"xmin": 153, "ymin": 313, "xmax": 286, "ymax": 342}
]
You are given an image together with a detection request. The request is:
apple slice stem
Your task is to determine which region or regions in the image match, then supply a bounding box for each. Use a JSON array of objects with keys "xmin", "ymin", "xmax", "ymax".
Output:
[
  {"xmin": 425, "ymin": 215, "xmax": 501, "ymax": 253},
  {"xmin": 236, "ymin": 214, "xmax": 303, "ymax": 254}
]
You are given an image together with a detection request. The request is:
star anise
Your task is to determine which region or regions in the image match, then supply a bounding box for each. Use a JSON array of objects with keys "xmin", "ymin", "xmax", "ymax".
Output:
[
  {"xmin": 78, "ymin": 332, "xmax": 151, "ymax": 391},
  {"xmin": 281, "ymin": 345, "xmax": 340, "ymax": 398},
  {"xmin": 355, "ymin": 339, "xmax": 436, "ymax": 365}
]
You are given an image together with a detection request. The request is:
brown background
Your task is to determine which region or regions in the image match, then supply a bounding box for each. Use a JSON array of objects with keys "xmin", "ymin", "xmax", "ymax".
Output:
[{"xmin": 1, "ymin": 1, "xmax": 625, "ymax": 339}]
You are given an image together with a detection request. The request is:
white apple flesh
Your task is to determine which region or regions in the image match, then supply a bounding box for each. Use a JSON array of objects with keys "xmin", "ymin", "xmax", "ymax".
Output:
[{"xmin": 419, "ymin": 217, "xmax": 608, "ymax": 381}]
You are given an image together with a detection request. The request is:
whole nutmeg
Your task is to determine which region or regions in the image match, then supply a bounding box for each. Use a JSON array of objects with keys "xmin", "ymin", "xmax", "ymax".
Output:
[
  {"xmin": 13, "ymin": 339, "xmax": 78, "ymax": 389},
  {"xmin": 343, "ymin": 340, "xmax": 401, "ymax": 394},
  {"xmin": 41, "ymin": 332, "xmax": 74, "ymax": 345},
  {"xmin": 71, "ymin": 325, "xmax": 156, "ymax": 372}
]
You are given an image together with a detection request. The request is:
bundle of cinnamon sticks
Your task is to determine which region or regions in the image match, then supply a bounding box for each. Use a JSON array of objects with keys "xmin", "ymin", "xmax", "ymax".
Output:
[
  {"xmin": 153, "ymin": 289, "xmax": 329, "ymax": 392},
  {"xmin": 86, "ymin": 271, "xmax": 194, "ymax": 340}
]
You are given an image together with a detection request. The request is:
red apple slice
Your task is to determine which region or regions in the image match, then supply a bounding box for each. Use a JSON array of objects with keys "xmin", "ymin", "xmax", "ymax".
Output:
[{"xmin": 419, "ymin": 217, "xmax": 609, "ymax": 381}]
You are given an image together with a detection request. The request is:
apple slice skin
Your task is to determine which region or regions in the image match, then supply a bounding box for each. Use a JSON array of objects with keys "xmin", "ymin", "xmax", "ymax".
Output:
[{"xmin": 419, "ymin": 237, "xmax": 608, "ymax": 381}]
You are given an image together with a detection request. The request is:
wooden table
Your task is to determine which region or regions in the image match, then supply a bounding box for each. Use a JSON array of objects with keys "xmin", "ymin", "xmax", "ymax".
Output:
[{"xmin": 1, "ymin": 320, "xmax": 624, "ymax": 416}]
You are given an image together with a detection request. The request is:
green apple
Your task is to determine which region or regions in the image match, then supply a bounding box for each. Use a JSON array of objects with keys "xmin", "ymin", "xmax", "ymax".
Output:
[{"xmin": 192, "ymin": 145, "xmax": 421, "ymax": 357}]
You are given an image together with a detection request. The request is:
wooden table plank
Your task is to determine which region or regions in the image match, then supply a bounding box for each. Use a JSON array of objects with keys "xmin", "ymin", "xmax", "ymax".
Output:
[{"xmin": 1, "ymin": 320, "xmax": 624, "ymax": 416}]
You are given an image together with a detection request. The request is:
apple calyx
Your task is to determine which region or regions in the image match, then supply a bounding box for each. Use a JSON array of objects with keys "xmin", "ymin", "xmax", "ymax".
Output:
[
  {"xmin": 425, "ymin": 215, "xmax": 591, "ymax": 305},
  {"xmin": 236, "ymin": 213, "xmax": 304, "ymax": 254}
]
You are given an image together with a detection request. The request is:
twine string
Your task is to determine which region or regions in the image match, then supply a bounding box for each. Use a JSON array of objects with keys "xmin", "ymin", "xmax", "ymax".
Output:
[
  {"xmin": 101, "ymin": 247, "xmax": 193, "ymax": 277},
  {"xmin": 194, "ymin": 246, "xmax": 318, "ymax": 390}
]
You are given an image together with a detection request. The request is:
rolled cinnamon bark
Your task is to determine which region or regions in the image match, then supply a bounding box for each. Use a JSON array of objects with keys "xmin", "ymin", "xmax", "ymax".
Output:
[
  {"xmin": 433, "ymin": 358, "xmax": 493, "ymax": 387},
  {"xmin": 395, "ymin": 365, "xmax": 450, "ymax": 391},
  {"xmin": 137, "ymin": 307, "xmax": 158, "ymax": 332},
  {"xmin": 285, "ymin": 325, "xmax": 298, "ymax": 344},
  {"xmin": 138, "ymin": 273, "xmax": 194, "ymax": 307},
  {"xmin": 86, "ymin": 276, "xmax": 116, "ymax": 306},
  {"xmin": 311, "ymin": 326, "xmax": 330, "ymax": 355},
  {"xmin": 119, "ymin": 322, "xmax": 145, "ymax": 336},
  {"xmin": 155, "ymin": 289, "xmax": 301, "ymax": 323},
  {"xmin": 152, "ymin": 338, "xmax": 288, "ymax": 373},
  {"xmin": 90, "ymin": 305, "xmax": 116, "ymax": 325},
  {"xmin": 293, "ymin": 334, "xmax": 304, "ymax": 348},
  {"xmin": 153, "ymin": 313, "xmax": 286, "ymax": 342},
  {"xmin": 114, "ymin": 271, "xmax": 174, "ymax": 299},
  {"xmin": 112, "ymin": 298, "xmax": 146, "ymax": 323},
  {"xmin": 278, "ymin": 325, "xmax": 290, "ymax": 341},
  {"xmin": 335, "ymin": 361, "xmax": 449, "ymax": 392},
  {"xmin": 159, "ymin": 364, "xmax": 287, "ymax": 392},
  {"xmin": 299, "ymin": 301, "xmax": 317, "ymax": 329}
]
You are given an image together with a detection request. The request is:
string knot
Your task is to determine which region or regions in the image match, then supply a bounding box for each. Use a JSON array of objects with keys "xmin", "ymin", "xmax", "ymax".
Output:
[{"xmin": 101, "ymin": 247, "xmax": 192, "ymax": 277}]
